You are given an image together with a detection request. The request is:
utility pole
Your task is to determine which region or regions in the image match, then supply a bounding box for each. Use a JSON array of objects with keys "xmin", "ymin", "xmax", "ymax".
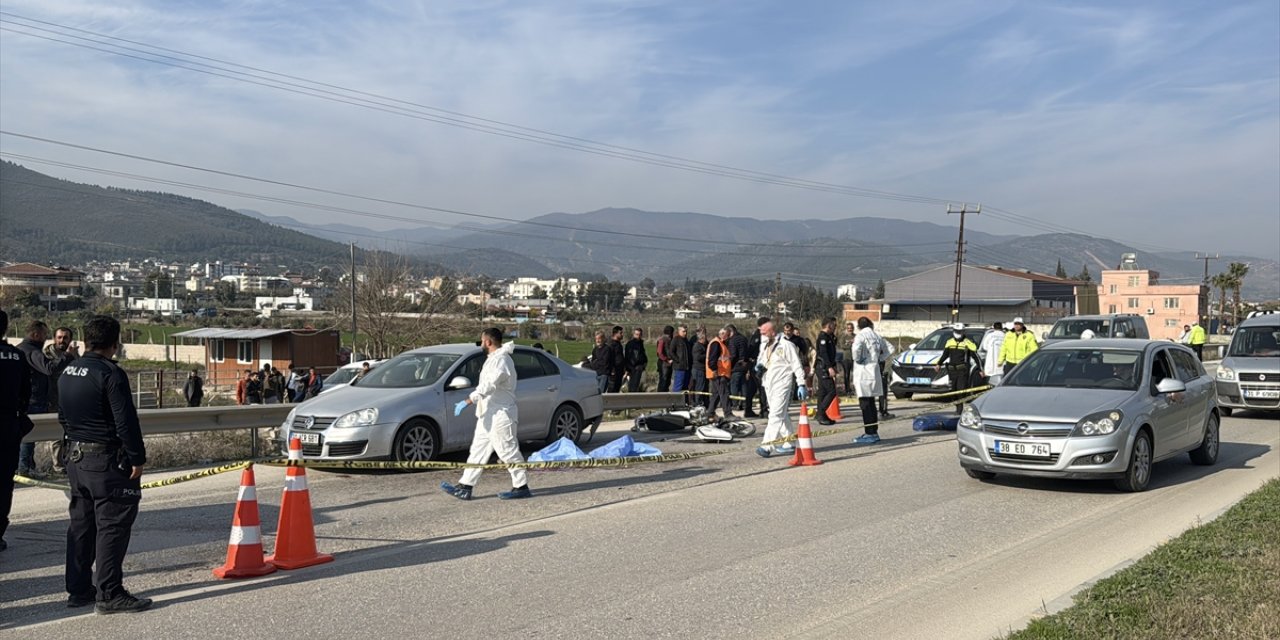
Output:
[
  {"xmin": 775, "ymin": 272, "xmax": 781, "ymax": 318},
  {"xmin": 1193, "ymin": 252, "xmax": 1220, "ymax": 285},
  {"xmin": 947, "ymin": 203, "xmax": 980, "ymax": 323},
  {"xmin": 1193, "ymin": 252, "xmax": 1219, "ymax": 328},
  {"xmin": 349, "ymin": 242, "xmax": 357, "ymax": 357}
]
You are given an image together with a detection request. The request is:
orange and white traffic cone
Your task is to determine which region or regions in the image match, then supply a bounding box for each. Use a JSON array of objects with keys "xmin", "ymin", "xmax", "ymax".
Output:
[
  {"xmin": 825, "ymin": 394, "xmax": 842, "ymax": 422},
  {"xmin": 790, "ymin": 404, "xmax": 824, "ymax": 467},
  {"xmin": 266, "ymin": 437, "xmax": 334, "ymax": 570},
  {"xmin": 213, "ymin": 464, "xmax": 277, "ymax": 579}
]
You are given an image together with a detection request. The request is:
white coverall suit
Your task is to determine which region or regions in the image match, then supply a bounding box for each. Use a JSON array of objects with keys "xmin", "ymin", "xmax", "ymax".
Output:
[
  {"xmin": 758, "ymin": 335, "xmax": 807, "ymax": 449},
  {"xmin": 459, "ymin": 341, "xmax": 527, "ymax": 488},
  {"xmin": 980, "ymin": 330, "xmax": 1006, "ymax": 385}
]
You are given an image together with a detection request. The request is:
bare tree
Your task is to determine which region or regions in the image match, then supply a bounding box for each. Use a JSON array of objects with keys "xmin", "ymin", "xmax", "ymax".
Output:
[{"xmin": 330, "ymin": 252, "xmax": 464, "ymax": 358}]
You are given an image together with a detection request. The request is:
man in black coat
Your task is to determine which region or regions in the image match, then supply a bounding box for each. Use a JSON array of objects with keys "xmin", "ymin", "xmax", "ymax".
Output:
[
  {"xmin": 1, "ymin": 310, "xmax": 33, "ymax": 552},
  {"xmin": 669, "ymin": 325, "xmax": 692, "ymax": 392},
  {"xmin": 607, "ymin": 325, "xmax": 625, "ymax": 393},
  {"xmin": 623, "ymin": 328, "xmax": 648, "ymax": 392},
  {"xmin": 182, "ymin": 370, "xmax": 204, "ymax": 407},
  {"xmin": 17, "ymin": 320, "xmax": 75, "ymax": 477}
]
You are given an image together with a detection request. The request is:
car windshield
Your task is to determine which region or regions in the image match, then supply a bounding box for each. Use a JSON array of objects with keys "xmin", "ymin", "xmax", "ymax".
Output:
[
  {"xmin": 356, "ymin": 353, "xmax": 460, "ymax": 388},
  {"xmin": 1228, "ymin": 326, "xmax": 1280, "ymax": 357},
  {"xmin": 325, "ymin": 368, "xmax": 363, "ymax": 386},
  {"xmin": 1049, "ymin": 319, "xmax": 1110, "ymax": 339},
  {"xmin": 1003, "ymin": 348, "xmax": 1143, "ymax": 390},
  {"xmin": 915, "ymin": 329, "xmax": 986, "ymax": 351}
]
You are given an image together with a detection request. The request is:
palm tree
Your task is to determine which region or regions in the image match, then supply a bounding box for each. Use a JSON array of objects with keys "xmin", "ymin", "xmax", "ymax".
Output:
[
  {"xmin": 1227, "ymin": 262, "xmax": 1250, "ymax": 327},
  {"xmin": 1210, "ymin": 273, "xmax": 1232, "ymax": 333}
]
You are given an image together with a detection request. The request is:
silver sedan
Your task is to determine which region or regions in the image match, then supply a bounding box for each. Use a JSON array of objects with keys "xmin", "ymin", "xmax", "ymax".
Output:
[
  {"xmin": 280, "ymin": 344, "xmax": 605, "ymax": 461},
  {"xmin": 956, "ymin": 339, "xmax": 1220, "ymax": 492}
]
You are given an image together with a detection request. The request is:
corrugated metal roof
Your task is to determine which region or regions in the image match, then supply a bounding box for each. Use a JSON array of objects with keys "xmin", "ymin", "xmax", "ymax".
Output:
[
  {"xmin": 171, "ymin": 328, "xmax": 293, "ymax": 340},
  {"xmin": 891, "ymin": 299, "xmax": 1031, "ymax": 307}
]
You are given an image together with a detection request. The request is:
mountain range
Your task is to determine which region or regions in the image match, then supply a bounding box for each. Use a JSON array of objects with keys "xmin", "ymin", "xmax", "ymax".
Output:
[{"xmin": 2, "ymin": 161, "xmax": 1275, "ymax": 298}]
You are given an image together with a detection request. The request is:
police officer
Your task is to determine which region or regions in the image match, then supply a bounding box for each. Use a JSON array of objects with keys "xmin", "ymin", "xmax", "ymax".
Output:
[
  {"xmin": 1, "ymin": 310, "xmax": 33, "ymax": 552},
  {"xmin": 58, "ymin": 315, "xmax": 152, "ymax": 614},
  {"xmin": 936, "ymin": 323, "xmax": 980, "ymax": 414},
  {"xmin": 814, "ymin": 317, "xmax": 840, "ymax": 425}
]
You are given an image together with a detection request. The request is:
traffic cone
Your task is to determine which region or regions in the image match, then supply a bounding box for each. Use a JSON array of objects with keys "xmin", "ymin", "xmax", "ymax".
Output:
[
  {"xmin": 266, "ymin": 437, "xmax": 334, "ymax": 570},
  {"xmin": 825, "ymin": 394, "xmax": 842, "ymax": 422},
  {"xmin": 213, "ymin": 464, "xmax": 277, "ymax": 579},
  {"xmin": 790, "ymin": 404, "xmax": 824, "ymax": 466}
]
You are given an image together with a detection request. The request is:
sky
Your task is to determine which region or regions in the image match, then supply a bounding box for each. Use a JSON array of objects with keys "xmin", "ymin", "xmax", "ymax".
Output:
[{"xmin": 1, "ymin": 0, "xmax": 1278, "ymax": 260}]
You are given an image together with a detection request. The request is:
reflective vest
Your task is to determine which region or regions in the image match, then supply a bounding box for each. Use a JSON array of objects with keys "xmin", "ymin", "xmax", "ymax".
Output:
[
  {"xmin": 940, "ymin": 338, "xmax": 978, "ymax": 369},
  {"xmin": 1000, "ymin": 331, "xmax": 1039, "ymax": 365},
  {"xmin": 1189, "ymin": 324, "xmax": 1207, "ymax": 346},
  {"xmin": 705, "ymin": 338, "xmax": 732, "ymax": 379}
]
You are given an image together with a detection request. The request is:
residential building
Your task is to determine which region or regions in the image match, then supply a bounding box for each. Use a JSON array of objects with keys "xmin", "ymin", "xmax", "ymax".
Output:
[
  {"xmin": 1097, "ymin": 263, "xmax": 1207, "ymax": 340},
  {"xmin": 836, "ymin": 284, "xmax": 859, "ymax": 300},
  {"xmin": 0, "ymin": 262, "xmax": 85, "ymax": 309},
  {"xmin": 173, "ymin": 327, "xmax": 341, "ymax": 384}
]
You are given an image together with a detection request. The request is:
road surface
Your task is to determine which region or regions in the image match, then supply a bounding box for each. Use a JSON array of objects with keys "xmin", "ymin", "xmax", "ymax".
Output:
[{"xmin": 3, "ymin": 402, "xmax": 1276, "ymax": 639}]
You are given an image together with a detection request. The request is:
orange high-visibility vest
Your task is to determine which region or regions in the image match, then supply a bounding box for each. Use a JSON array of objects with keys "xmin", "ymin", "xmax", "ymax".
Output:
[{"xmin": 705, "ymin": 337, "xmax": 732, "ymax": 379}]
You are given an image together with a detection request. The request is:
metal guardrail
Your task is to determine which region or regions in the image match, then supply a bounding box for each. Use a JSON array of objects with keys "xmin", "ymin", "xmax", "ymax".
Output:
[{"xmin": 24, "ymin": 392, "xmax": 685, "ymax": 443}]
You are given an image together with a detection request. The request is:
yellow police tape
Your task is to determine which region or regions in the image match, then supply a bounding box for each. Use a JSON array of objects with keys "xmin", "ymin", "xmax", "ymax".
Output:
[{"xmin": 12, "ymin": 383, "xmax": 994, "ymax": 489}]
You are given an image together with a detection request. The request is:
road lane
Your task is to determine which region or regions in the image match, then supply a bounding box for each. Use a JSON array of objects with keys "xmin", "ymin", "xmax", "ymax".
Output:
[{"xmin": 2, "ymin": 409, "xmax": 1275, "ymax": 639}]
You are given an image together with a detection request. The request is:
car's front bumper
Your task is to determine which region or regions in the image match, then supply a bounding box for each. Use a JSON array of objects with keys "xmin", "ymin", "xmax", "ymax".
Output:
[
  {"xmin": 280, "ymin": 422, "xmax": 399, "ymax": 459},
  {"xmin": 1215, "ymin": 379, "xmax": 1280, "ymax": 411},
  {"xmin": 956, "ymin": 425, "xmax": 1131, "ymax": 479}
]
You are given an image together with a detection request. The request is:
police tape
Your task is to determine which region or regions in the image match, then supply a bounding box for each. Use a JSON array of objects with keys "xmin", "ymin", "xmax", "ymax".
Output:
[
  {"xmin": 758, "ymin": 384, "xmax": 993, "ymax": 447},
  {"xmin": 12, "ymin": 460, "xmax": 254, "ymax": 492},
  {"xmin": 256, "ymin": 448, "xmax": 732, "ymax": 471}
]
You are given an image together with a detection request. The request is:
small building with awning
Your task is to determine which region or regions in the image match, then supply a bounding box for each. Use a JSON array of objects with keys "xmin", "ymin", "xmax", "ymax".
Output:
[{"xmin": 172, "ymin": 327, "xmax": 340, "ymax": 384}]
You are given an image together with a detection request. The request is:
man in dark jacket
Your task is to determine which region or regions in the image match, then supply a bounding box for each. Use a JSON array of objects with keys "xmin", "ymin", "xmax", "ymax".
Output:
[
  {"xmin": 623, "ymin": 328, "xmax": 648, "ymax": 392},
  {"xmin": 655, "ymin": 326, "xmax": 674, "ymax": 392},
  {"xmin": 690, "ymin": 329, "xmax": 709, "ymax": 406},
  {"xmin": 745, "ymin": 317, "xmax": 769, "ymax": 418},
  {"xmin": 607, "ymin": 326, "xmax": 625, "ymax": 393},
  {"xmin": 587, "ymin": 330, "xmax": 612, "ymax": 394},
  {"xmin": 669, "ymin": 325, "xmax": 692, "ymax": 392},
  {"xmin": 17, "ymin": 320, "xmax": 75, "ymax": 477},
  {"xmin": 1, "ymin": 310, "xmax": 33, "ymax": 552},
  {"xmin": 245, "ymin": 372, "xmax": 264, "ymax": 405},
  {"xmin": 727, "ymin": 325, "xmax": 750, "ymax": 413},
  {"xmin": 814, "ymin": 317, "xmax": 840, "ymax": 425},
  {"xmin": 182, "ymin": 370, "xmax": 204, "ymax": 407}
]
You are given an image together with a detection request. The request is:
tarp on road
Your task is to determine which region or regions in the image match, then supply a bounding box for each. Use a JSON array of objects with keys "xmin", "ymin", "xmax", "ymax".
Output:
[
  {"xmin": 528, "ymin": 437, "xmax": 590, "ymax": 462},
  {"xmin": 588, "ymin": 435, "xmax": 662, "ymax": 459}
]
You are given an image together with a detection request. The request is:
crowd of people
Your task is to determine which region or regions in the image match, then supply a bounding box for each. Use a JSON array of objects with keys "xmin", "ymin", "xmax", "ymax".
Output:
[{"xmin": 232, "ymin": 364, "xmax": 326, "ymax": 405}]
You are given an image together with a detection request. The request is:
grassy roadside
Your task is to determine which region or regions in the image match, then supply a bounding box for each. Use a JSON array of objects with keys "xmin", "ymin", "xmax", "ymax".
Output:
[{"xmin": 1009, "ymin": 478, "xmax": 1280, "ymax": 639}]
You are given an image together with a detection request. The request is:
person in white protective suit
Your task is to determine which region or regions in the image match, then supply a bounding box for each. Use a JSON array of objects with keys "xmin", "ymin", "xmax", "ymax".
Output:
[
  {"xmin": 850, "ymin": 317, "xmax": 884, "ymax": 445},
  {"xmin": 979, "ymin": 321, "xmax": 1006, "ymax": 386},
  {"xmin": 754, "ymin": 320, "xmax": 808, "ymax": 458},
  {"xmin": 440, "ymin": 328, "xmax": 532, "ymax": 501}
]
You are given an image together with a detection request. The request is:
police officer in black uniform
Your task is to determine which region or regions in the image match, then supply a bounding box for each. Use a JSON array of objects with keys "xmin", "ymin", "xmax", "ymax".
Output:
[
  {"xmin": 57, "ymin": 315, "xmax": 152, "ymax": 614},
  {"xmin": 935, "ymin": 323, "xmax": 980, "ymax": 415},
  {"xmin": 1, "ymin": 310, "xmax": 33, "ymax": 552},
  {"xmin": 814, "ymin": 317, "xmax": 840, "ymax": 425}
]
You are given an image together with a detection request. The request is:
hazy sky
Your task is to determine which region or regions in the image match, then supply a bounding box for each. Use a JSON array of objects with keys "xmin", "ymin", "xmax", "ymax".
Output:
[{"xmin": 1, "ymin": 1, "xmax": 1277, "ymax": 259}]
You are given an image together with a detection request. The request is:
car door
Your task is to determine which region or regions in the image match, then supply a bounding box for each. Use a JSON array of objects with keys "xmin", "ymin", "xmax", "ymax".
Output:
[
  {"xmin": 443, "ymin": 355, "xmax": 486, "ymax": 449},
  {"xmin": 1147, "ymin": 347, "xmax": 1189, "ymax": 458},
  {"xmin": 511, "ymin": 349, "xmax": 554, "ymax": 440},
  {"xmin": 1170, "ymin": 348, "xmax": 1212, "ymax": 450}
]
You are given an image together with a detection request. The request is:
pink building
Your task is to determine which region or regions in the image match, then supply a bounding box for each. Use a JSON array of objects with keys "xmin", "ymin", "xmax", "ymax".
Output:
[{"xmin": 1097, "ymin": 269, "xmax": 1207, "ymax": 340}]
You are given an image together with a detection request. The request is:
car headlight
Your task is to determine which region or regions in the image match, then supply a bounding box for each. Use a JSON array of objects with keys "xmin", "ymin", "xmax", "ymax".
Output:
[
  {"xmin": 283, "ymin": 407, "xmax": 297, "ymax": 428},
  {"xmin": 959, "ymin": 405, "xmax": 983, "ymax": 430},
  {"xmin": 333, "ymin": 408, "xmax": 379, "ymax": 428},
  {"xmin": 1217, "ymin": 367, "xmax": 1235, "ymax": 381},
  {"xmin": 1074, "ymin": 410, "xmax": 1123, "ymax": 437}
]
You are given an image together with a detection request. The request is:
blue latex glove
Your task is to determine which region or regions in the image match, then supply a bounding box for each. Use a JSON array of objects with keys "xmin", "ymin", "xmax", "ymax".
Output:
[
  {"xmin": 453, "ymin": 400, "xmax": 468, "ymax": 416},
  {"xmin": 796, "ymin": 385, "xmax": 808, "ymax": 400},
  {"xmin": 753, "ymin": 363, "xmax": 764, "ymax": 375}
]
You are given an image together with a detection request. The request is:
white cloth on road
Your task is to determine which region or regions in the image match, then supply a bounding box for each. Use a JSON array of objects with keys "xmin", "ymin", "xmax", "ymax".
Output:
[
  {"xmin": 850, "ymin": 327, "xmax": 884, "ymax": 398},
  {"xmin": 460, "ymin": 341, "xmax": 527, "ymax": 487},
  {"xmin": 758, "ymin": 335, "xmax": 807, "ymax": 447}
]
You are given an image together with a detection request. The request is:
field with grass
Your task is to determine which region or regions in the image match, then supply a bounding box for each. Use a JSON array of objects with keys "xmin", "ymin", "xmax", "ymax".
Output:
[{"xmin": 1009, "ymin": 478, "xmax": 1280, "ymax": 639}]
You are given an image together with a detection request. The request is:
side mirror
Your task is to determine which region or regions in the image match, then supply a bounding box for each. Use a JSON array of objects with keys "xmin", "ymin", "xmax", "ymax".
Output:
[
  {"xmin": 447, "ymin": 376, "xmax": 472, "ymax": 390},
  {"xmin": 907, "ymin": 343, "xmax": 917, "ymax": 351},
  {"xmin": 1155, "ymin": 378, "xmax": 1186, "ymax": 394},
  {"xmin": 1041, "ymin": 332, "xmax": 1048, "ymax": 340}
]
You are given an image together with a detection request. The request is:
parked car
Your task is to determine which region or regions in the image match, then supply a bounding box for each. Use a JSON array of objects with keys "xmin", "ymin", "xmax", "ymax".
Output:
[
  {"xmin": 956, "ymin": 339, "xmax": 1219, "ymax": 492},
  {"xmin": 889, "ymin": 325, "xmax": 989, "ymax": 399},
  {"xmin": 280, "ymin": 344, "xmax": 605, "ymax": 461},
  {"xmin": 1215, "ymin": 310, "xmax": 1280, "ymax": 416},
  {"xmin": 1043, "ymin": 314, "xmax": 1149, "ymax": 343},
  {"xmin": 318, "ymin": 359, "xmax": 386, "ymax": 395}
]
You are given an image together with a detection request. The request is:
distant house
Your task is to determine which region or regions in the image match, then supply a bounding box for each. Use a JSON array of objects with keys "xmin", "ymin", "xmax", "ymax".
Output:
[
  {"xmin": 1097, "ymin": 262, "xmax": 1207, "ymax": 340},
  {"xmin": 172, "ymin": 327, "xmax": 340, "ymax": 384},
  {"xmin": 0, "ymin": 262, "xmax": 85, "ymax": 309},
  {"xmin": 882, "ymin": 264, "xmax": 1091, "ymax": 323}
]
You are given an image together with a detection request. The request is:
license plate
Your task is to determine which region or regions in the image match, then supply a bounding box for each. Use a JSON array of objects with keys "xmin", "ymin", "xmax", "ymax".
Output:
[
  {"xmin": 994, "ymin": 440, "xmax": 1051, "ymax": 457},
  {"xmin": 1244, "ymin": 389, "xmax": 1280, "ymax": 399},
  {"xmin": 907, "ymin": 377, "xmax": 931, "ymax": 385},
  {"xmin": 294, "ymin": 432, "xmax": 321, "ymax": 445}
]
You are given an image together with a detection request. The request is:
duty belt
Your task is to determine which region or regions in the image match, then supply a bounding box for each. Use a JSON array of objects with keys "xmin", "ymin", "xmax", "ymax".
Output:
[{"xmin": 69, "ymin": 441, "xmax": 119, "ymax": 454}]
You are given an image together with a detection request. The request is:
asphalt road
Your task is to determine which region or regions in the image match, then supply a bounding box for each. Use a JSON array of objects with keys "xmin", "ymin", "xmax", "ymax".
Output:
[{"xmin": 3, "ymin": 401, "xmax": 1277, "ymax": 639}]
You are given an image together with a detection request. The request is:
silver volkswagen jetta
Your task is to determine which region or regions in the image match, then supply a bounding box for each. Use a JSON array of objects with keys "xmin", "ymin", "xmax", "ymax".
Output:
[
  {"xmin": 956, "ymin": 339, "xmax": 1220, "ymax": 492},
  {"xmin": 280, "ymin": 344, "xmax": 605, "ymax": 461}
]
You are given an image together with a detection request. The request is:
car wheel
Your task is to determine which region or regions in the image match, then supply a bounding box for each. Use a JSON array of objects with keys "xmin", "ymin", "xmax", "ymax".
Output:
[
  {"xmin": 965, "ymin": 468, "xmax": 996, "ymax": 480},
  {"xmin": 1188, "ymin": 412, "xmax": 1220, "ymax": 466},
  {"xmin": 393, "ymin": 418, "xmax": 440, "ymax": 463},
  {"xmin": 548, "ymin": 404, "xmax": 584, "ymax": 443},
  {"xmin": 1114, "ymin": 430, "xmax": 1153, "ymax": 492},
  {"xmin": 892, "ymin": 391, "xmax": 913, "ymax": 400},
  {"xmin": 1220, "ymin": 407, "xmax": 1233, "ymax": 418}
]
